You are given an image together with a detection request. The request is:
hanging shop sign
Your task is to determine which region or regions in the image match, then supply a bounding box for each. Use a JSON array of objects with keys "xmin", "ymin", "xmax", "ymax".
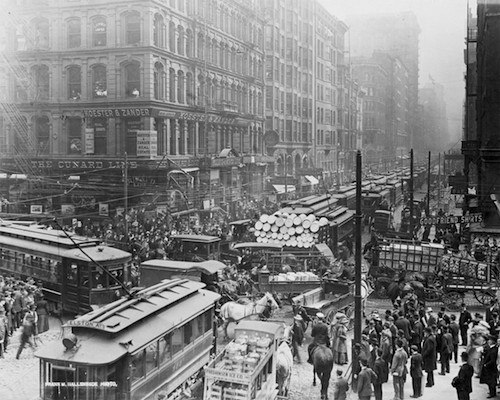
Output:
[
  {"xmin": 136, "ymin": 130, "xmax": 157, "ymax": 158},
  {"xmin": 420, "ymin": 213, "xmax": 483, "ymax": 226}
]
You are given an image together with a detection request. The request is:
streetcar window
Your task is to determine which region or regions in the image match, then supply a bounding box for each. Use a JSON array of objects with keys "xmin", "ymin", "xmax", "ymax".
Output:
[
  {"xmin": 109, "ymin": 268, "xmax": 124, "ymax": 286},
  {"xmin": 145, "ymin": 342, "xmax": 158, "ymax": 373},
  {"xmin": 195, "ymin": 314, "xmax": 203, "ymax": 338},
  {"xmin": 159, "ymin": 333, "xmax": 172, "ymax": 364},
  {"xmin": 68, "ymin": 263, "xmax": 78, "ymax": 283},
  {"xmin": 183, "ymin": 320, "xmax": 193, "ymax": 344},
  {"xmin": 171, "ymin": 327, "xmax": 183, "ymax": 355},
  {"xmin": 204, "ymin": 310, "xmax": 212, "ymax": 333},
  {"xmin": 130, "ymin": 351, "xmax": 145, "ymax": 383},
  {"xmin": 92, "ymin": 269, "xmax": 107, "ymax": 288}
]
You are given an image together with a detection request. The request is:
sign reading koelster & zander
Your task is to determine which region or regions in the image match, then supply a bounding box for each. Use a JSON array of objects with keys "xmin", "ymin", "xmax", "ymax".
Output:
[{"xmin": 83, "ymin": 108, "xmax": 152, "ymax": 118}]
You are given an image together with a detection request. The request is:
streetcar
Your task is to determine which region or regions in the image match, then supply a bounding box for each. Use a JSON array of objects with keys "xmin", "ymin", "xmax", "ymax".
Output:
[
  {"xmin": 0, "ymin": 222, "xmax": 132, "ymax": 314},
  {"xmin": 140, "ymin": 259, "xmax": 228, "ymax": 290},
  {"xmin": 36, "ymin": 278, "xmax": 221, "ymax": 400},
  {"xmin": 168, "ymin": 234, "xmax": 221, "ymax": 261}
]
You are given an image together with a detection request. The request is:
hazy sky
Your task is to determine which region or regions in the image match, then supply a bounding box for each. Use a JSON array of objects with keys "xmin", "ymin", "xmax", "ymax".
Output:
[{"xmin": 319, "ymin": 0, "xmax": 472, "ymax": 147}]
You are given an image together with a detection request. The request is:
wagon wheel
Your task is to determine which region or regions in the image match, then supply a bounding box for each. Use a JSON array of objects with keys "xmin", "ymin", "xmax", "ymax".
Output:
[
  {"xmin": 474, "ymin": 288, "xmax": 495, "ymax": 305},
  {"xmin": 442, "ymin": 291, "xmax": 463, "ymax": 312},
  {"xmin": 424, "ymin": 287, "xmax": 441, "ymax": 302}
]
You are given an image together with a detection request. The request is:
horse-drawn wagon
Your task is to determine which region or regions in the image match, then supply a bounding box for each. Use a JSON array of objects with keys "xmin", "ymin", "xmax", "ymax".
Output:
[
  {"xmin": 428, "ymin": 254, "xmax": 499, "ymax": 311},
  {"xmin": 291, "ymin": 278, "xmax": 370, "ymax": 329},
  {"xmin": 366, "ymin": 237, "xmax": 446, "ymax": 302},
  {"xmin": 204, "ymin": 321, "xmax": 283, "ymax": 400}
]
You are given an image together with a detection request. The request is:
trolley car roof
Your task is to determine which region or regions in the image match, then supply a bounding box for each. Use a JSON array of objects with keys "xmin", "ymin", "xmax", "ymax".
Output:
[
  {"xmin": 140, "ymin": 259, "xmax": 227, "ymax": 275},
  {"xmin": 35, "ymin": 279, "xmax": 220, "ymax": 365},
  {"xmin": 170, "ymin": 234, "xmax": 221, "ymax": 243}
]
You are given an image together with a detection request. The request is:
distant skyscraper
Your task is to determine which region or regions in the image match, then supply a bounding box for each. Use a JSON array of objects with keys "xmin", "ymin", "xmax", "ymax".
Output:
[{"xmin": 347, "ymin": 12, "xmax": 420, "ymax": 152}]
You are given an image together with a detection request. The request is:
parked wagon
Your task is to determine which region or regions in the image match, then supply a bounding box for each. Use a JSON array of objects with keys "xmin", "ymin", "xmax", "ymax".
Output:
[
  {"xmin": 291, "ymin": 279, "xmax": 357, "ymax": 329},
  {"xmin": 432, "ymin": 254, "xmax": 499, "ymax": 311}
]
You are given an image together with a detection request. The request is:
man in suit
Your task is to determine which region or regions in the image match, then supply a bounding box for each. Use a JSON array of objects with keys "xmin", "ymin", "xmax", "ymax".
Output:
[
  {"xmin": 449, "ymin": 314, "xmax": 460, "ymax": 363},
  {"xmin": 409, "ymin": 345, "xmax": 423, "ymax": 398},
  {"xmin": 391, "ymin": 339, "xmax": 408, "ymax": 400},
  {"xmin": 480, "ymin": 335, "xmax": 498, "ymax": 398},
  {"xmin": 373, "ymin": 348, "xmax": 389, "ymax": 400},
  {"xmin": 439, "ymin": 325, "xmax": 454, "ymax": 375},
  {"xmin": 357, "ymin": 358, "xmax": 378, "ymax": 400},
  {"xmin": 459, "ymin": 303, "xmax": 472, "ymax": 346},
  {"xmin": 455, "ymin": 352, "xmax": 474, "ymax": 400},
  {"xmin": 395, "ymin": 310, "xmax": 412, "ymax": 341},
  {"xmin": 333, "ymin": 369, "xmax": 349, "ymax": 400},
  {"xmin": 422, "ymin": 326, "xmax": 437, "ymax": 387}
]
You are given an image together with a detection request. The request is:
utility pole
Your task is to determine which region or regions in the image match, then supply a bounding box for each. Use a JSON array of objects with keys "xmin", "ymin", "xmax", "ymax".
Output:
[
  {"xmin": 124, "ymin": 152, "xmax": 128, "ymax": 241},
  {"xmin": 284, "ymin": 155, "xmax": 288, "ymax": 200},
  {"xmin": 438, "ymin": 152, "xmax": 442, "ymax": 210},
  {"xmin": 427, "ymin": 151, "xmax": 431, "ymax": 216},
  {"xmin": 353, "ymin": 149, "xmax": 362, "ymax": 385},
  {"xmin": 409, "ymin": 149, "xmax": 414, "ymax": 236}
]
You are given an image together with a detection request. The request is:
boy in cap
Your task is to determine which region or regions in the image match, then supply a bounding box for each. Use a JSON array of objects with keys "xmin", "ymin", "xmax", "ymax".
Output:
[{"xmin": 332, "ymin": 369, "xmax": 349, "ymax": 400}]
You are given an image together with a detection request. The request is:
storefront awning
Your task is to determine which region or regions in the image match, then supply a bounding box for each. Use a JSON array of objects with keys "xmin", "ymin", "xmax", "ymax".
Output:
[
  {"xmin": 272, "ymin": 184, "xmax": 296, "ymax": 194},
  {"xmin": 305, "ymin": 175, "xmax": 319, "ymax": 185}
]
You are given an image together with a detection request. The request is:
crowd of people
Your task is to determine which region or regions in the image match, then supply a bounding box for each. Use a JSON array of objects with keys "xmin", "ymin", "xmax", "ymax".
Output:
[
  {"xmin": 289, "ymin": 297, "xmax": 499, "ymax": 400},
  {"xmin": 0, "ymin": 275, "xmax": 49, "ymax": 359}
]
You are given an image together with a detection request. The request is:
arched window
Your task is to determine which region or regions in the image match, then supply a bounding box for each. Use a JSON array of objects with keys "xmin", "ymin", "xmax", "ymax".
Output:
[
  {"xmin": 169, "ymin": 22, "xmax": 176, "ymax": 52},
  {"xmin": 177, "ymin": 70, "xmax": 184, "ymax": 103},
  {"xmin": 197, "ymin": 33, "xmax": 204, "ymax": 59},
  {"xmin": 92, "ymin": 64, "xmax": 107, "ymax": 98},
  {"xmin": 124, "ymin": 62, "xmax": 140, "ymax": 97},
  {"xmin": 154, "ymin": 62, "xmax": 164, "ymax": 100},
  {"xmin": 186, "ymin": 29, "xmax": 193, "ymax": 57},
  {"xmin": 153, "ymin": 14, "xmax": 164, "ymax": 47},
  {"xmin": 32, "ymin": 18, "xmax": 49, "ymax": 49},
  {"xmin": 169, "ymin": 68, "xmax": 176, "ymax": 101},
  {"xmin": 197, "ymin": 75, "xmax": 205, "ymax": 107},
  {"xmin": 177, "ymin": 25, "xmax": 185, "ymax": 55},
  {"xmin": 125, "ymin": 11, "xmax": 140, "ymax": 45},
  {"xmin": 93, "ymin": 17, "xmax": 107, "ymax": 46},
  {"xmin": 68, "ymin": 117, "xmax": 82, "ymax": 155},
  {"xmin": 67, "ymin": 65, "xmax": 81, "ymax": 99},
  {"xmin": 32, "ymin": 65, "xmax": 49, "ymax": 100},
  {"xmin": 67, "ymin": 18, "xmax": 81, "ymax": 48},
  {"xmin": 34, "ymin": 116, "xmax": 50, "ymax": 155},
  {"xmin": 186, "ymin": 73, "xmax": 194, "ymax": 105}
]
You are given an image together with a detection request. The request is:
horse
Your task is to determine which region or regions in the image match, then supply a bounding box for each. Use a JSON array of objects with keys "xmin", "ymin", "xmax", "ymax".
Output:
[
  {"xmin": 312, "ymin": 344, "xmax": 334, "ymax": 400},
  {"xmin": 219, "ymin": 292, "xmax": 280, "ymax": 339},
  {"xmin": 276, "ymin": 324, "xmax": 293, "ymax": 397}
]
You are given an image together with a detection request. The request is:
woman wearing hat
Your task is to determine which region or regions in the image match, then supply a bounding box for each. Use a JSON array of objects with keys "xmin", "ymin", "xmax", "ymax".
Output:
[
  {"xmin": 332, "ymin": 315, "xmax": 349, "ymax": 365},
  {"xmin": 468, "ymin": 317, "xmax": 490, "ymax": 377}
]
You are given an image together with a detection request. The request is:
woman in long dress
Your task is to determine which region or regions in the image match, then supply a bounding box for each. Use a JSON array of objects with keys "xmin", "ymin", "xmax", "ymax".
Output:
[{"xmin": 333, "ymin": 316, "xmax": 349, "ymax": 365}]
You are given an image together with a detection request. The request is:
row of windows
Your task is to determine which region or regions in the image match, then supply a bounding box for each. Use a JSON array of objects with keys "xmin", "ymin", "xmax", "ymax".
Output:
[
  {"xmin": 0, "ymin": 249, "xmax": 61, "ymax": 283},
  {"xmin": 130, "ymin": 309, "xmax": 213, "ymax": 385}
]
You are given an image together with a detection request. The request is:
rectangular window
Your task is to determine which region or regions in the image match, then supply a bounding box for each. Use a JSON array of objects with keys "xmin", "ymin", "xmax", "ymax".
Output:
[
  {"xmin": 145, "ymin": 343, "xmax": 158, "ymax": 374},
  {"xmin": 130, "ymin": 351, "xmax": 145, "ymax": 384},
  {"xmin": 68, "ymin": 19, "xmax": 81, "ymax": 48},
  {"xmin": 171, "ymin": 327, "xmax": 183, "ymax": 355},
  {"xmin": 68, "ymin": 118, "xmax": 82, "ymax": 154},
  {"xmin": 159, "ymin": 333, "xmax": 172, "ymax": 364},
  {"xmin": 93, "ymin": 19, "xmax": 107, "ymax": 47}
]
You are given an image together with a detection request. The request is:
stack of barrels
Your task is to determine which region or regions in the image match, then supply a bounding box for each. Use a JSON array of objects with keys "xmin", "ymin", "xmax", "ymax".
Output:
[{"xmin": 253, "ymin": 212, "xmax": 329, "ymax": 247}]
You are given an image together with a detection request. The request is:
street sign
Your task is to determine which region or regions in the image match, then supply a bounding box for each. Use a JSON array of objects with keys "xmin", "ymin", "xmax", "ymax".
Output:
[{"xmin": 420, "ymin": 213, "xmax": 483, "ymax": 226}]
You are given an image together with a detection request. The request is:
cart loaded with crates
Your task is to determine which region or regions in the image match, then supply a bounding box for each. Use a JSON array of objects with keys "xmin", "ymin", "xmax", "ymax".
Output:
[
  {"xmin": 204, "ymin": 321, "xmax": 283, "ymax": 400},
  {"xmin": 432, "ymin": 254, "xmax": 500, "ymax": 311},
  {"xmin": 291, "ymin": 278, "xmax": 356, "ymax": 328}
]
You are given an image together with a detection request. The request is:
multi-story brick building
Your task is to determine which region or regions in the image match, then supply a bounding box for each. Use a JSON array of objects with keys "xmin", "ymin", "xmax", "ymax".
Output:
[
  {"xmin": 0, "ymin": 0, "xmax": 270, "ymax": 217},
  {"xmin": 259, "ymin": 0, "xmax": 348, "ymax": 194}
]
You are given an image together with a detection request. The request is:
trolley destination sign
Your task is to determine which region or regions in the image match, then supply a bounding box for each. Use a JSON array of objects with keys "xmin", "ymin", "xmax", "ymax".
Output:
[{"xmin": 420, "ymin": 213, "xmax": 483, "ymax": 226}]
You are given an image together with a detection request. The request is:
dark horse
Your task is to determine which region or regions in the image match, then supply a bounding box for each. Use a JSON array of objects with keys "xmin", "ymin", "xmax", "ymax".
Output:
[{"xmin": 312, "ymin": 345, "xmax": 334, "ymax": 400}]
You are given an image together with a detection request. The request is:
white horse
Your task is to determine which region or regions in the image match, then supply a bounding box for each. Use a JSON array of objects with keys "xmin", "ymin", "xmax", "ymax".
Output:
[
  {"xmin": 219, "ymin": 292, "xmax": 279, "ymax": 338},
  {"xmin": 276, "ymin": 324, "xmax": 294, "ymax": 397}
]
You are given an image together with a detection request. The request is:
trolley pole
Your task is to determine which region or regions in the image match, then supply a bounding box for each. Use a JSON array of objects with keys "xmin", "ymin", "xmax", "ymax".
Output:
[
  {"xmin": 353, "ymin": 150, "xmax": 362, "ymax": 378},
  {"xmin": 427, "ymin": 151, "xmax": 431, "ymax": 216},
  {"xmin": 409, "ymin": 149, "xmax": 414, "ymax": 236}
]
